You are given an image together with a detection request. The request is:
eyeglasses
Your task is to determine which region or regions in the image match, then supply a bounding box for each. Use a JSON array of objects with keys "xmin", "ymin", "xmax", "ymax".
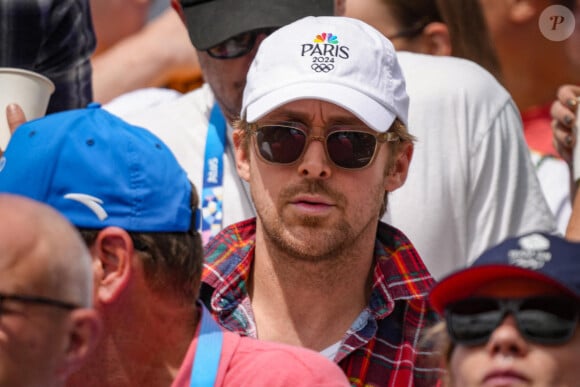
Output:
[
  {"xmin": 0, "ymin": 292, "xmax": 79, "ymax": 312},
  {"xmin": 206, "ymin": 28, "xmax": 277, "ymax": 59},
  {"xmin": 247, "ymin": 123, "xmax": 399, "ymax": 170},
  {"xmin": 445, "ymin": 296, "xmax": 580, "ymax": 346}
]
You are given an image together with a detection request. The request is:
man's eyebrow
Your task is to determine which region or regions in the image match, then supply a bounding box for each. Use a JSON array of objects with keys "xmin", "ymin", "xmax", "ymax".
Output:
[
  {"xmin": 326, "ymin": 116, "xmax": 366, "ymax": 126},
  {"xmin": 263, "ymin": 110, "xmax": 366, "ymax": 127},
  {"xmin": 262, "ymin": 110, "xmax": 312, "ymax": 123}
]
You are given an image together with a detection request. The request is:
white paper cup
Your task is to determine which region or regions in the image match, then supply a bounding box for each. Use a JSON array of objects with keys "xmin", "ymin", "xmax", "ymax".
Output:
[{"xmin": 0, "ymin": 68, "xmax": 55, "ymax": 150}]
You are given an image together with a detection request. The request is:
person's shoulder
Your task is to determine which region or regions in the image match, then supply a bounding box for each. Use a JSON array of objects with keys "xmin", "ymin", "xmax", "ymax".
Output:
[
  {"xmin": 398, "ymin": 52, "xmax": 508, "ymax": 100},
  {"xmin": 105, "ymin": 84, "xmax": 214, "ymax": 135},
  {"xmin": 106, "ymin": 84, "xmax": 213, "ymax": 118},
  {"xmin": 375, "ymin": 222, "xmax": 436, "ymax": 297},
  {"xmin": 103, "ymin": 88, "xmax": 183, "ymax": 117},
  {"xmin": 398, "ymin": 52, "xmax": 494, "ymax": 81},
  {"xmin": 398, "ymin": 52, "xmax": 516, "ymax": 134},
  {"xmin": 223, "ymin": 333, "xmax": 349, "ymax": 386}
]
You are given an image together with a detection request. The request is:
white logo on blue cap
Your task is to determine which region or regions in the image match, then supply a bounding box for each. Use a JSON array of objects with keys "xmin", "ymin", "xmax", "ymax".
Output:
[
  {"xmin": 64, "ymin": 193, "xmax": 108, "ymax": 221},
  {"xmin": 508, "ymin": 233, "xmax": 552, "ymax": 270}
]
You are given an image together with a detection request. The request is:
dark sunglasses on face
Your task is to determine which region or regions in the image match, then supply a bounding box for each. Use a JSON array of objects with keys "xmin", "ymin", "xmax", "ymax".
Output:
[
  {"xmin": 247, "ymin": 123, "xmax": 399, "ymax": 170},
  {"xmin": 445, "ymin": 296, "xmax": 580, "ymax": 346},
  {"xmin": 206, "ymin": 27, "xmax": 278, "ymax": 59}
]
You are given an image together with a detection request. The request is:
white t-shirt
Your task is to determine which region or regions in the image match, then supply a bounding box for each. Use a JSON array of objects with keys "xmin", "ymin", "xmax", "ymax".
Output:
[
  {"xmin": 529, "ymin": 151, "xmax": 571, "ymax": 235},
  {"xmin": 387, "ymin": 53, "xmax": 557, "ymax": 279},
  {"xmin": 107, "ymin": 53, "xmax": 557, "ymax": 280}
]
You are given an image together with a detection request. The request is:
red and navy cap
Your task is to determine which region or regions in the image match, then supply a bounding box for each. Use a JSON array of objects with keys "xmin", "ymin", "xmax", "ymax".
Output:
[{"xmin": 429, "ymin": 232, "xmax": 580, "ymax": 315}]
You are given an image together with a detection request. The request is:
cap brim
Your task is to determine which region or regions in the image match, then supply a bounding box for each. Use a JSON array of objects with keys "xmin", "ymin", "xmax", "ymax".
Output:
[
  {"xmin": 181, "ymin": 0, "xmax": 334, "ymax": 50},
  {"xmin": 429, "ymin": 265, "xmax": 579, "ymax": 315},
  {"xmin": 245, "ymin": 82, "xmax": 397, "ymax": 133}
]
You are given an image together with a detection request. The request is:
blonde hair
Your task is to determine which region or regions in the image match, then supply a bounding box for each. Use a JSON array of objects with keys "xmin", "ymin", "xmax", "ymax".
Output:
[{"xmin": 420, "ymin": 321, "xmax": 455, "ymax": 386}]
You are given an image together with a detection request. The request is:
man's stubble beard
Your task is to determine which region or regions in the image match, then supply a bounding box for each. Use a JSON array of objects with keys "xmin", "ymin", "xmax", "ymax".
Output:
[{"xmin": 253, "ymin": 179, "xmax": 380, "ymax": 263}]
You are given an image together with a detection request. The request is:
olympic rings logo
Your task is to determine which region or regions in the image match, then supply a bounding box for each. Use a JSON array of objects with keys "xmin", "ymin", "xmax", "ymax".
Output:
[{"xmin": 311, "ymin": 63, "xmax": 335, "ymax": 73}]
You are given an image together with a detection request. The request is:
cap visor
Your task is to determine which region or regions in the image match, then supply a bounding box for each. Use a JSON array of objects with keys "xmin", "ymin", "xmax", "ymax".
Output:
[{"xmin": 429, "ymin": 265, "xmax": 578, "ymax": 315}]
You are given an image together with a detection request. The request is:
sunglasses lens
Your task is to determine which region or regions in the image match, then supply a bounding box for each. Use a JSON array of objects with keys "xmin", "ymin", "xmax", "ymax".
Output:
[
  {"xmin": 207, "ymin": 32, "xmax": 255, "ymax": 59},
  {"xmin": 327, "ymin": 131, "xmax": 377, "ymax": 169},
  {"xmin": 446, "ymin": 297, "xmax": 579, "ymax": 346},
  {"xmin": 446, "ymin": 299, "xmax": 501, "ymax": 346},
  {"xmin": 256, "ymin": 126, "xmax": 306, "ymax": 164},
  {"xmin": 518, "ymin": 297, "xmax": 578, "ymax": 344}
]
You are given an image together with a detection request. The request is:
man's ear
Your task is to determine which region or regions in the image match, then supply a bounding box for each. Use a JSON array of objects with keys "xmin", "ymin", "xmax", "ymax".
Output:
[
  {"xmin": 59, "ymin": 309, "xmax": 102, "ymax": 379},
  {"xmin": 508, "ymin": 0, "xmax": 537, "ymax": 23},
  {"xmin": 421, "ymin": 22, "xmax": 452, "ymax": 56},
  {"xmin": 171, "ymin": 0, "xmax": 187, "ymax": 24},
  {"xmin": 233, "ymin": 130, "xmax": 251, "ymax": 182},
  {"xmin": 93, "ymin": 227, "xmax": 134, "ymax": 303},
  {"xmin": 384, "ymin": 142, "xmax": 413, "ymax": 192}
]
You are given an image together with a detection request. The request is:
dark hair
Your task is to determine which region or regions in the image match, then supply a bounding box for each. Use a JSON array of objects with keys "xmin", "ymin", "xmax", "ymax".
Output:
[
  {"xmin": 78, "ymin": 185, "xmax": 203, "ymax": 303},
  {"xmin": 436, "ymin": 0, "xmax": 502, "ymax": 81},
  {"xmin": 557, "ymin": 0, "xmax": 575, "ymax": 11},
  {"xmin": 386, "ymin": 0, "xmax": 442, "ymax": 35}
]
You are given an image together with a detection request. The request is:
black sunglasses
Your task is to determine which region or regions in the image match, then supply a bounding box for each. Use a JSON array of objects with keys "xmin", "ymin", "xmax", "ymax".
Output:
[
  {"xmin": 0, "ymin": 292, "xmax": 79, "ymax": 312},
  {"xmin": 247, "ymin": 123, "xmax": 399, "ymax": 170},
  {"xmin": 445, "ymin": 296, "xmax": 579, "ymax": 346},
  {"xmin": 206, "ymin": 28, "xmax": 277, "ymax": 59}
]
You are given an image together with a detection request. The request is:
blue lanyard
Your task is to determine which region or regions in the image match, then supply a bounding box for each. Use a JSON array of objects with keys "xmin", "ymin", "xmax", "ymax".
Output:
[
  {"xmin": 189, "ymin": 305, "xmax": 224, "ymax": 387},
  {"xmin": 201, "ymin": 103, "xmax": 226, "ymax": 244}
]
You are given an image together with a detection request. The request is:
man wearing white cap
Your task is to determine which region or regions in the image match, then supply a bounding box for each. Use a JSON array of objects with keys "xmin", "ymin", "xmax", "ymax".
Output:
[
  {"xmin": 102, "ymin": 0, "xmax": 336, "ymax": 245},
  {"xmin": 202, "ymin": 16, "xmax": 441, "ymax": 386}
]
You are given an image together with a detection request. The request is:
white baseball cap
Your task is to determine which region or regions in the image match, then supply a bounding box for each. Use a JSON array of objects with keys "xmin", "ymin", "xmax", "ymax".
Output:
[{"xmin": 241, "ymin": 16, "xmax": 409, "ymax": 132}]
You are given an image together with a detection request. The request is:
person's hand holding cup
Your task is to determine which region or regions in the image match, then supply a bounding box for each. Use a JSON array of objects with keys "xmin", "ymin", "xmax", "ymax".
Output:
[{"xmin": 0, "ymin": 68, "xmax": 54, "ymax": 151}]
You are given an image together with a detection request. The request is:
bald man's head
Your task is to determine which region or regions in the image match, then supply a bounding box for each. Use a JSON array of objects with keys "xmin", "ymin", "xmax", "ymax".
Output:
[
  {"xmin": 0, "ymin": 194, "xmax": 93, "ymax": 307},
  {"xmin": 0, "ymin": 194, "xmax": 100, "ymax": 387}
]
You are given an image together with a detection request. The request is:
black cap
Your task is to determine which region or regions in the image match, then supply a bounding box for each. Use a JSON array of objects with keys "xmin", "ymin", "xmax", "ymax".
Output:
[{"xmin": 180, "ymin": 0, "xmax": 334, "ymax": 50}]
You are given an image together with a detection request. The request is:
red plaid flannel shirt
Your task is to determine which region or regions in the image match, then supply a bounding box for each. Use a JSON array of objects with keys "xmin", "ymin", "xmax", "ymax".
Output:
[{"xmin": 202, "ymin": 219, "xmax": 443, "ymax": 386}]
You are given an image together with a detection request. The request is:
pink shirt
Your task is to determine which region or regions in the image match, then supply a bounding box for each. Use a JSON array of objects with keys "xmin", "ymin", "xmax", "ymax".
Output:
[{"xmin": 172, "ymin": 316, "xmax": 349, "ymax": 387}]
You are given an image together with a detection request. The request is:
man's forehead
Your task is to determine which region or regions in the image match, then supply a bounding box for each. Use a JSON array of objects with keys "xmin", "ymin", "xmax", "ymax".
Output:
[
  {"xmin": 260, "ymin": 99, "xmax": 367, "ymax": 125},
  {"xmin": 0, "ymin": 247, "xmax": 51, "ymax": 295}
]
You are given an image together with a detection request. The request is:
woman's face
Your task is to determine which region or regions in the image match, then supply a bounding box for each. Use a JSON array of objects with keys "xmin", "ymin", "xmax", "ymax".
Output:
[{"xmin": 448, "ymin": 278, "xmax": 580, "ymax": 387}]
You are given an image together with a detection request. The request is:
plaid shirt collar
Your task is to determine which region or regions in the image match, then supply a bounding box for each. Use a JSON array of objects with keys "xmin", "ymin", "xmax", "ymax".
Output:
[
  {"xmin": 202, "ymin": 218, "xmax": 442, "ymax": 386},
  {"xmin": 203, "ymin": 217, "xmax": 435, "ymax": 328}
]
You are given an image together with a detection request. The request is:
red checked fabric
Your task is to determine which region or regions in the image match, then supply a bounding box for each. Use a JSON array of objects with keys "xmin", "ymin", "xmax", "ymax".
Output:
[{"xmin": 202, "ymin": 218, "xmax": 443, "ymax": 386}]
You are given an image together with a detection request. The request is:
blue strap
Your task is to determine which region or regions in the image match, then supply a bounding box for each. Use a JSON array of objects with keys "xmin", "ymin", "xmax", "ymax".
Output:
[
  {"xmin": 190, "ymin": 305, "xmax": 224, "ymax": 387},
  {"xmin": 201, "ymin": 103, "xmax": 227, "ymax": 244}
]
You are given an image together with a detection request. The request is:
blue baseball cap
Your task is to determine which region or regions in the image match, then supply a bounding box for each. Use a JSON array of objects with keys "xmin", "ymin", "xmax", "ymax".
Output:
[
  {"xmin": 0, "ymin": 103, "xmax": 194, "ymax": 232},
  {"xmin": 430, "ymin": 232, "xmax": 580, "ymax": 314}
]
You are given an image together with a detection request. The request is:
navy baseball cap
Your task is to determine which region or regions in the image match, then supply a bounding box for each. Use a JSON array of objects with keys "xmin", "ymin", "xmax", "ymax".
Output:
[
  {"xmin": 430, "ymin": 232, "xmax": 580, "ymax": 314},
  {"xmin": 0, "ymin": 103, "xmax": 194, "ymax": 232}
]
